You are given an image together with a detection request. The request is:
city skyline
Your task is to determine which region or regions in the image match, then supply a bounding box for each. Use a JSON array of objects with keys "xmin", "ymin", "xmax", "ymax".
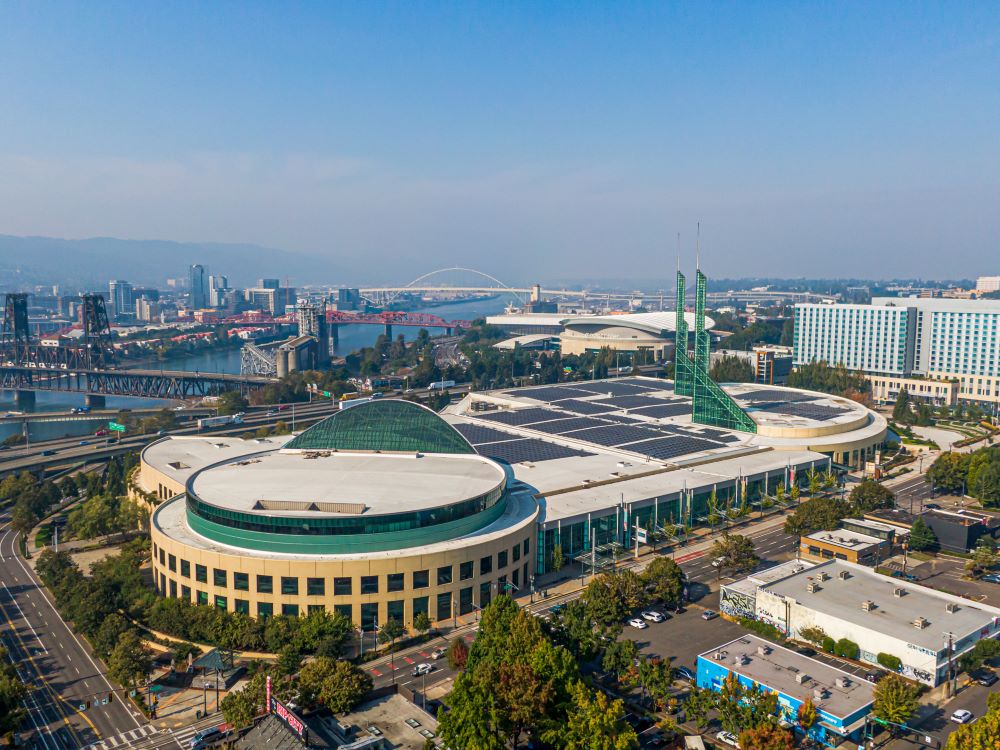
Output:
[{"xmin": 1, "ymin": 3, "xmax": 998, "ymax": 280}]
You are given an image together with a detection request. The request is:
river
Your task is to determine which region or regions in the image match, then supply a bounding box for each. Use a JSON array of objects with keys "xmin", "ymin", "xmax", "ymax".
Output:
[{"xmin": 0, "ymin": 296, "xmax": 516, "ymax": 429}]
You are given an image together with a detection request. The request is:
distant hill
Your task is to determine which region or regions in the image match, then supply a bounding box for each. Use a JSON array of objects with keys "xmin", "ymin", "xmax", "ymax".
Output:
[{"xmin": 0, "ymin": 234, "xmax": 341, "ymax": 290}]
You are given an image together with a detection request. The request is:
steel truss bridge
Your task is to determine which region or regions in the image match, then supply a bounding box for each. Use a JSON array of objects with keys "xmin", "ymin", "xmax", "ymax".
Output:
[
  {"xmin": 326, "ymin": 310, "xmax": 472, "ymax": 330},
  {"xmin": 0, "ymin": 366, "xmax": 273, "ymax": 399}
]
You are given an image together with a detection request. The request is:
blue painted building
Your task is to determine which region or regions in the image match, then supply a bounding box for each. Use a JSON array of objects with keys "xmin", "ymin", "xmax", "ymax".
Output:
[{"xmin": 697, "ymin": 635, "xmax": 875, "ymax": 747}]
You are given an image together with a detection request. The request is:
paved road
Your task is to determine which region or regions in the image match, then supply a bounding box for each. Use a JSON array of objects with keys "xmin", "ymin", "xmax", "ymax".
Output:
[{"xmin": 0, "ymin": 512, "xmax": 147, "ymax": 750}]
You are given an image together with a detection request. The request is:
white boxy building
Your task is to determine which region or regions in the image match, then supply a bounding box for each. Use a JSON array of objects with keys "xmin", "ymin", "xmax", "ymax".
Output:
[{"xmin": 752, "ymin": 559, "xmax": 1000, "ymax": 686}]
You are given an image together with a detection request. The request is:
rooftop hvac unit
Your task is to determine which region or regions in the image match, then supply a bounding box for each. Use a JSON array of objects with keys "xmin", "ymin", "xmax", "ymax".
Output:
[
  {"xmin": 862, "ymin": 600, "xmax": 876, "ymax": 612},
  {"xmin": 912, "ymin": 616, "xmax": 928, "ymax": 629},
  {"xmin": 839, "ymin": 570, "xmax": 850, "ymax": 580},
  {"xmin": 807, "ymin": 581, "xmax": 821, "ymax": 594},
  {"xmin": 758, "ymin": 645, "xmax": 772, "ymax": 656},
  {"xmin": 813, "ymin": 687, "xmax": 828, "ymax": 700},
  {"xmin": 835, "ymin": 676, "xmax": 851, "ymax": 688},
  {"xmin": 946, "ymin": 602, "xmax": 959, "ymax": 614},
  {"xmin": 893, "ymin": 587, "xmax": 905, "ymax": 598},
  {"xmin": 795, "ymin": 673, "xmax": 810, "ymax": 684},
  {"xmin": 816, "ymin": 571, "xmax": 829, "ymax": 582},
  {"xmin": 733, "ymin": 655, "xmax": 748, "ymax": 666}
]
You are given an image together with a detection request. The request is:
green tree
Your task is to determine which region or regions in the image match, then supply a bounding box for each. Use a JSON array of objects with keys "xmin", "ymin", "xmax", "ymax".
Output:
[
  {"xmin": 849, "ymin": 479, "xmax": 895, "ymax": 513},
  {"xmin": 563, "ymin": 680, "xmax": 638, "ymax": 750},
  {"xmin": 709, "ymin": 355, "xmax": 754, "ymax": 383},
  {"xmin": 738, "ymin": 723, "xmax": 794, "ymax": 750},
  {"xmin": 872, "ymin": 674, "xmax": 921, "ymax": 726},
  {"xmin": 551, "ymin": 544, "xmax": 565, "ymax": 571},
  {"xmin": 217, "ymin": 391, "xmax": 249, "ymax": 415},
  {"xmin": 834, "ymin": 638, "xmax": 860, "ymax": 660},
  {"xmin": 298, "ymin": 657, "xmax": 373, "ymax": 714},
  {"xmin": 717, "ymin": 672, "xmax": 779, "ymax": 735},
  {"xmin": 783, "ymin": 497, "xmax": 852, "ymax": 535},
  {"xmin": 708, "ymin": 533, "xmax": 759, "ymax": 575},
  {"xmin": 966, "ymin": 540, "xmax": 999, "ymax": 577},
  {"xmin": 0, "ymin": 646, "xmax": 27, "ymax": 736},
  {"xmin": 926, "ymin": 452, "xmax": 968, "ymax": 494},
  {"xmin": 797, "ymin": 626, "xmax": 828, "ymax": 647},
  {"xmin": 946, "ymin": 707, "xmax": 1000, "ymax": 750},
  {"xmin": 377, "ymin": 618, "xmax": 405, "ymax": 651},
  {"xmin": 10, "ymin": 499, "xmax": 38, "ymax": 544},
  {"xmin": 797, "ymin": 698, "xmax": 818, "ymax": 730},
  {"xmin": 221, "ymin": 671, "xmax": 268, "ymax": 729},
  {"xmin": 602, "ymin": 639, "xmax": 639, "ymax": 683},
  {"xmin": 892, "ymin": 388, "xmax": 914, "ymax": 424},
  {"xmin": 641, "ymin": 557, "xmax": 684, "ymax": 606},
  {"xmin": 877, "ymin": 653, "xmax": 902, "ymax": 672},
  {"xmin": 275, "ymin": 645, "xmax": 302, "ymax": 677},
  {"xmin": 413, "ymin": 611, "xmax": 432, "ymax": 637},
  {"xmin": 546, "ymin": 599, "xmax": 601, "ymax": 661},
  {"xmin": 107, "ymin": 631, "xmax": 152, "ymax": 692},
  {"xmin": 684, "ymin": 686, "xmax": 717, "ymax": 730},
  {"xmin": 907, "ymin": 517, "xmax": 937, "ymax": 551},
  {"xmin": 582, "ymin": 571, "xmax": 646, "ymax": 628}
]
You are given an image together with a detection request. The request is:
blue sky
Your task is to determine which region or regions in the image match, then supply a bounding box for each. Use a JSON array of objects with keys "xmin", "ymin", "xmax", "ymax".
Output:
[{"xmin": 0, "ymin": 2, "xmax": 997, "ymax": 282}]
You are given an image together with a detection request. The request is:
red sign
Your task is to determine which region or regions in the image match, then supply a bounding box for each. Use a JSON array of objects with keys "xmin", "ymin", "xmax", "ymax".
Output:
[{"xmin": 270, "ymin": 696, "xmax": 307, "ymax": 742}]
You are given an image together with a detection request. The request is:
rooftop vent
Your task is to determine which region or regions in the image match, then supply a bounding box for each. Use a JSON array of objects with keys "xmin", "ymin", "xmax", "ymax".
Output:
[
  {"xmin": 839, "ymin": 570, "xmax": 851, "ymax": 580},
  {"xmin": 835, "ymin": 676, "xmax": 851, "ymax": 689},
  {"xmin": 813, "ymin": 687, "xmax": 828, "ymax": 700},
  {"xmin": 758, "ymin": 645, "xmax": 772, "ymax": 656},
  {"xmin": 795, "ymin": 673, "xmax": 810, "ymax": 685},
  {"xmin": 862, "ymin": 600, "xmax": 876, "ymax": 612},
  {"xmin": 946, "ymin": 602, "xmax": 959, "ymax": 614},
  {"xmin": 893, "ymin": 587, "xmax": 906, "ymax": 598},
  {"xmin": 807, "ymin": 581, "xmax": 821, "ymax": 594},
  {"xmin": 816, "ymin": 571, "xmax": 829, "ymax": 582},
  {"xmin": 733, "ymin": 654, "xmax": 749, "ymax": 667},
  {"xmin": 912, "ymin": 616, "xmax": 928, "ymax": 629}
]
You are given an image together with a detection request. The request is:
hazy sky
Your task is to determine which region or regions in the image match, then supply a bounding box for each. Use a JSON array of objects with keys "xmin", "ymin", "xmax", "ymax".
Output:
[{"xmin": 0, "ymin": 2, "xmax": 997, "ymax": 282}]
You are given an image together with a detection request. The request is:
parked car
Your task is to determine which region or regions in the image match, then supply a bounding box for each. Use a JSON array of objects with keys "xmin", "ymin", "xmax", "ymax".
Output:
[
  {"xmin": 191, "ymin": 727, "xmax": 223, "ymax": 749},
  {"xmin": 78, "ymin": 440, "xmax": 90, "ymax": 446},
  {"xmin": 675, "ymin": 666, "xmax": 696, "ymax": 682},
  {"xmin": 950, "ymin": 709, "xmax": 974, "ymax": 724},
  {"xmin": 701, "ymin": 609, "xmax": 719, "ymax": 620},
  {"xmin": 430, "ymin": 647, "xmax": 446, "ymax": 660},
  {"xmin": 715, "ymin": 730, "xmax": 740, "ymax": 747},
  {"xmin": 641, "ymin": 610, "xmax": 666, "ymax": 623},
  {"xmin": 981, "ymin": 573, "xmax": 1000, "ymax": 584},
  {"xmin": 974, "ymin": 670, "xmax": 998, "ymax": 686},
  {"xmin": 627, "ymin": 618, "xmax": 648, "ymax": 629},
  {"xmin": 413, "ymin": 663, "xmax": 433, "ymax": 676},
  {"xmin": 924, "ymin": 503, "xmax": 941, "ymax": 510},
  {"xmin": 796, "ymin": 646, "xmax": 817, "ymax": 657}
]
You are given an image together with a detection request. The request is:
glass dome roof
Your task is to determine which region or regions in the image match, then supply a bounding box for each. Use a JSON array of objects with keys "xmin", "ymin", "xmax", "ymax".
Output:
[{"xmin": 284, "ymin": 399, "xmax": 476, "ymax": 454}]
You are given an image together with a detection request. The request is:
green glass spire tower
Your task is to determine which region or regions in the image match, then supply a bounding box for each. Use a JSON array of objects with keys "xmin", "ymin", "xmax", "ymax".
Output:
[{"xmin": 673, "ymin": 270, "xmax": 693, "ymax": 396}]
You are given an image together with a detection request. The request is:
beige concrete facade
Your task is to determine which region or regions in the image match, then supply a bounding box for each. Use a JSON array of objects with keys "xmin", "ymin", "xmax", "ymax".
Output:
[
  {"xmin": 868, "ymin": 374, "xmax": 958, "ymax": 406},
  {"xmin": 140, "ymin": 449, "xmax": 537, "ymax": 631}
]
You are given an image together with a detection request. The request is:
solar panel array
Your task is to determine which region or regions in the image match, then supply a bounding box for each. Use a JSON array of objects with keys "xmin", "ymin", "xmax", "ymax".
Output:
[
  {"xmin": 735, "ymin": 389, "xmax": 817, "ymax": 403},
  {"xmin": 562, "ymin": 424, "xmax": 662, "ymax": 447},
  {"xmin": 502, "ymin": 385, "xmax": 590, "ymax": 402},
  {"xmin": 592, "ymin": 394, "xmax": 669, "ymax": 409},
  {"xmin": 527, "ymin": 416, "xmax": 610, "ymax": 434},
  {"xmin": 556, "ymin": 399, "xmax": 620, "ymax": 415},
  {"xmin": 630, "ymin": 403, "xmax": 693, "ymax": 419},
  {"xmin": 757, "ymin": 402, "xmax": 850, "ymax": 421},
  {"xmin": 453, "ymin": 423, "xmax": 521, "ymax": 445},
  {"xmin": 568, "ymin": 381, "xmax": 652, "ymax": 397},
  {"xmin": 624, "ymin": 436, "xmax": 722, "ymax": 459},
  {"xmin": 476, "ymin": 408, "xmax": 564, "ymax": 426},
  {"xmin": 475, "ymin": 439, "xmax": 594, "ymax": 464}
]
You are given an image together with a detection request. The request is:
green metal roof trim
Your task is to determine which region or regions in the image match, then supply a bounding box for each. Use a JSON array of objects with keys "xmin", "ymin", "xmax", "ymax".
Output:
[{"xmin": 284, "ymin": 399, "xmax": 477, "ymax": 454}]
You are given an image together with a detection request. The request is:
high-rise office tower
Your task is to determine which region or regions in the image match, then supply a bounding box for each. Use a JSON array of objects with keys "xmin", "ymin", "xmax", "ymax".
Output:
[{"xmin": 189, "ymin": 265, "xmax": 208, "ymax": 309}]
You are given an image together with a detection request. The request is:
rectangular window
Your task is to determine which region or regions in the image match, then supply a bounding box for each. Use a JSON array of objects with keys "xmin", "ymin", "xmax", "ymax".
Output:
[
  {"xmin": 334, "ymin": 604, "xmax": 353, "ymax": 622},
  {"xmin": 413, "ymin": 596, "xmax": 429, "ymax": 620},
  {"xmin": 180, "ymin": 560, "xmax": 190, "ymax": 578},
  {"xmin": 387, "ymin": 573, "xmax": 405, "ymax": 592},
  {"xmin": 181, "ymin": 585, "xmax": 191, "ymax": 601},
  {"xmin": 498, "ymin": 550, "xmax": 508, "ymax": 570},
  {"xmin": 159, "ymin": 548, "xmax": 165, "ymax": 565},
  {"xmin": 513, "ymin": 544, "xmax": 521, "ymax": 563},
  {"xmin": 413, "ymin": 570, "xmax": 429, "ymax": 590},
  {"xmin": 523, "ymin": 539, "xmax": 529, "ymax": 556},
  {"xmin": 459, "ymin": 587, "xmax": 473, "ymax": 615},
  {"xmin": 197, "ymin": 590, "xmax": 208, "ymax": 606},
  {"xmin": 307, "ymin": 604, "xmax": 325, "ymax": 614},
  {"xmin": 168, "ymin": 554, "xmax": 176, "ymax": 572},
  {"xmin": 361, "ymin": 576, "xmax": 379, "ymax": 595},
  {"xmin": 233, "ymin": 572, "xmax": 249, "ymax": 591},
  {"xmin": 479, "ymin": 581, "xmax": 492, "ymax": 609},
  {"xmin": 195, "ymin": 564, "xmax": 207, "ymax": 584},
  {"xmin": 281, "ymin": 577, "xmax": 299, "ymax": 595},
  {"xmin": 436, "ymin": 591, "xmax": 452, "ymax": 622},
  {"xmin": 334, "ymin": 577, "xmax": 352, "ymax": 596},
  {"xmin": 460, "ymin": 561, "xmax": 474, "ymax": 580},
  {"xmin": 257, "ymin": 575, "xmax": 273, "ymax": 594},
  {"xmin": 282, "ymin": 604, "xmax": 299, "ymax": 617},
  {"xmin": 480, "ymin": 555, "xmax": 492, "ymax": 576},
  {"xmin": 307, "ymin": 578, "xmax": 325, "ymax": 596},
  {"xmin": 213, "ymin": 569, "xmax": 227, "ymax": 588},
  {"xmin": 215, "ymin": 596, "xmax": 227, "ymax": 610},
  {"xmin": 257, "ymin": 602, "xmax": 273, "ymax": 619},
  {"xmin": 387, "ymin": 599, "xmax": 404, "ymax": 623},
  {"xmin": 437, "ymin": 565, "xmax": 453, "ymax": 586},
  {"xmin": 360, "ymin": 603, "xmax": 378, "ymax": 630},
  {"xmin": 169, "ymin": 579, "xmax": 177, "ymax": 598},
  {"xmin": 235, "ymin": 599, "xmax": 249, "ymax": 614}
]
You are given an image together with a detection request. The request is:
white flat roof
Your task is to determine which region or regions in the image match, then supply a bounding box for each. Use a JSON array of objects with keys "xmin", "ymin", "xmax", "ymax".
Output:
[
  {"xmin": 142, "ymin": 434, "xmax": 295, "ymax": 484},
  {"xmin": 803, "ymin": 529, "xmax": 882, "ymax": 551},
  {"xmin": 188, "ymin": 450, "xmax": 506, "ymax": 517},
  {"xmin": 763, "ymin": 559, "xmax": 1000, "ymax": 651}
]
